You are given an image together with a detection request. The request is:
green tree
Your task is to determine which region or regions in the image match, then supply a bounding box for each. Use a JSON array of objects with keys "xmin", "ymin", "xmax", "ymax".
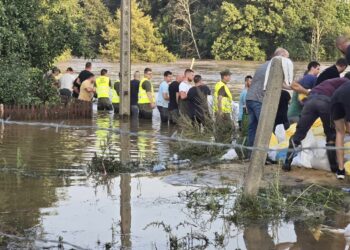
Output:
[{"xmin": 100, "ymin": 0, "xmax": 175, "ymax": 62}]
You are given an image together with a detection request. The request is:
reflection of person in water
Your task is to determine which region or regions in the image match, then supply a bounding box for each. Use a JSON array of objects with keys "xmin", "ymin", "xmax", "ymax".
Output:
[
  {"xmin": 292, "ymin": 220, "xmax": 346, "ymax": 250},
  {"xmin": 243, "ymin": 224, "xmax": 275, "ymax": 250}
]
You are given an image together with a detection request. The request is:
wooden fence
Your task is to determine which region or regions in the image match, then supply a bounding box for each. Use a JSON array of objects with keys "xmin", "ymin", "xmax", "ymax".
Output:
[{"xmin": 0, "ymin": 99, "xmax": 92, "ymax": 120}]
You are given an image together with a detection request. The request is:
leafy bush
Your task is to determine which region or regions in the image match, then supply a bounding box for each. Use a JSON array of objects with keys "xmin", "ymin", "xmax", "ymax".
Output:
[{"xmin": 0, "ymin": 57, "xmax": 59, "ymax": 105}]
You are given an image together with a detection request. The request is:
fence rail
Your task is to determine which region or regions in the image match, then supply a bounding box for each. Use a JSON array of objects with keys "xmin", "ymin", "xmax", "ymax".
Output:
[{"xmin": 1, "ymin": 99, "xmax": 92, "ymax": 120}]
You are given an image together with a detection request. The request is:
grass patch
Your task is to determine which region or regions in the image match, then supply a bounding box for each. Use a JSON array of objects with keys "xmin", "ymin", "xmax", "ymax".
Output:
[{"xmin": 87, "ymin": 136, "xmax": 157, "ymax": 175}]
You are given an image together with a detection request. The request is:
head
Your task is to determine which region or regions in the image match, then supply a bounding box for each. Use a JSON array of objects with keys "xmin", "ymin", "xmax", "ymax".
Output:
[
  {"xmin": 134, "ymin": 71, "xmax": 140, "ymax": 80},
  {"xmin": 307, "ymin": 61, "xmax": 321, "ymax": 76},
  {"xmin": 66, "ymin": 67, "xmax": 74, "ymax": 74},
  {"xmin": 336, "ymin": 58, "xmax": 348, "ymax": 73},
  {"xmin": 273, "ymin": 47, "xmax": 289, "ymax": 58},
  {"xmin": 52, "ymin": 67, "xmax": 60, "ymax": 76},
  {"xmin": 336, "ymin": 36, "xmax": 350, "ymax": 54},
  {"xmin": 344, "ymin": 72, "xmax": 350, "ymax": 80},
  {"xmin": 101, "ymin": 69, "xmax": 108, "ymax": 76},
  {"xmin": 144, "ymin": 68, "xmax": 153, "ymax": 80},
  {"xmin": 176, "ymin": 74, "xmax": 184, "ymax": 82},
  {"xmin": 85, "ymin": 62, "xmax": 92, "ymax": 71},
  {"xmin": 220, "ymin": 69, "xmax": 232, "ymax": 83},
  {"xmin": 87, "ymin": 73, "xmax": 95, "ymax": 82},
  {"xmin": 164, "ymin": 71, "xmax": 173, "ymax": 83},
  {"xmin": 193, "ymin": 75, "xmax": 202, "ymax": 86},
  {"xmin": 184, "ymin": 69, "xmax": 194, "ymax": 82},
  {"xmin": 244, "ymin": 75, "xmax": 252, "ymax": 88}
]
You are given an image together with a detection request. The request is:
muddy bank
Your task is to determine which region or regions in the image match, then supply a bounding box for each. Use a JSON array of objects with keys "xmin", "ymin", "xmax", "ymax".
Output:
[{"xmin": 163, "ymin": 163, "xmax": 350, "ymax": 188}]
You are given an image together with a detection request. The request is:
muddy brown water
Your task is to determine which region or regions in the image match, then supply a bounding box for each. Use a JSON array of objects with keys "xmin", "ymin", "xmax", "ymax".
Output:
[{"xmin": 0, "ymin": 59, "xmax": 348, "ymax": 249}]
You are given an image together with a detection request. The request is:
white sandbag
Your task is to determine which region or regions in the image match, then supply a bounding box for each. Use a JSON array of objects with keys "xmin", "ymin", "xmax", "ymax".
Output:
[
  {"xmin": 291, "ymin": 131, "xmax": 315, "ymax": 169},
  {"xmin": 221, "ymin": 149, "xmax": 238, "ymax": 160},
  {"xmin": 291, "ymin": 131, "xmax": 331, "ymax": 171},
  {"xmin": 310, "ymin": 136, "xmax": 330, "ymax": 171},
  {"xmin": 275, "ymin": 124, "xmax": 286, "ymax": 143}
]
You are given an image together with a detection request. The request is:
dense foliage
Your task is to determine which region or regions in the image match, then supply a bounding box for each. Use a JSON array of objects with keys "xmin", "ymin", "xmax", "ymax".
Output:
[
  {"xmin": 100, "ymin": 0, "xmax": 176, "ymax": 62},
  {"xmin": 134, "ymin": 0, "xmax": 350, "ymax": 61},
  {"xmin": 1, "ymin": 0, "xmax": 350, "ymax": 104}
]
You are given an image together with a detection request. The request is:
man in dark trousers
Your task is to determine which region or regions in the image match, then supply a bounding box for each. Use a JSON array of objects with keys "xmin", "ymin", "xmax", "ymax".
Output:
[
  {"xmin": 168, "ymin": 74, "xmax": 184, "ymax": 124},
  {"xmin": 187, "ymin": 75, "xmax": 211, "ymax": 124},
  {"xmin": 283, "ymin": 75, "xmax": 350, "ymax": 173},
  {"xmin": 315, "ymin": 58, "xmax": 347, "ymax": 86},
  {"xmin": 130, "ymin": 71, "xmax": 140, "ymax": 119}
]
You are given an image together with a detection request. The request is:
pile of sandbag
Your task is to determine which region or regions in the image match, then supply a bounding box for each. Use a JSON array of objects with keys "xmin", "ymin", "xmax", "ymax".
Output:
[{"xmin": 268, "ymin": 119, "xmax": 343, "ymax": 172}]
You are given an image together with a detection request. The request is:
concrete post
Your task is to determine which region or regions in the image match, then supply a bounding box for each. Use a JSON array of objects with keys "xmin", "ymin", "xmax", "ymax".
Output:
[
  {"xmin": 243, "ymin": 58, "xmax": 284, "ymax": 196},
  {"xmin": 120, "ymin": 174, "xmax": 132, "ymax": 248},
  {"xmin": 119, "ymin": 0, "xmax": 131, "ymax": 116}
]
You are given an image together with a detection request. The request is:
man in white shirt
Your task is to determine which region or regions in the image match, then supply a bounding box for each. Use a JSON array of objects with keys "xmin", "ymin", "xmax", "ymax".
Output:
[
  {"xmin": 59, "ymin": 67, "xmax": 75, "ymax": 98},
  {"xmin": 179, "ymin": 69, "xmax": 194, "ymax": 117}
]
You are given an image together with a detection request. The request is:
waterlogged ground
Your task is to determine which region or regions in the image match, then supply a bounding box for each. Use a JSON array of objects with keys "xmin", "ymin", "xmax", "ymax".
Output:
[{"xmin": 0, "ymin": 59, "xmax": 349, "ymax": 249}]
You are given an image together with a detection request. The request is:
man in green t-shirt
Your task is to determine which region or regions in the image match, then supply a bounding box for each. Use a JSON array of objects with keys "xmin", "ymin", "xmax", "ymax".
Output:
[{"xmin": 287, "ymin": 61, "xmax": 320, "ymax": 123}]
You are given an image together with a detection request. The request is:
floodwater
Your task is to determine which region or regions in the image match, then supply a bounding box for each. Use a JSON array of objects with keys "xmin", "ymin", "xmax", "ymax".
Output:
[{"xmin": 0, "ymin": 59, "xmax": 347, "ymax": 249}]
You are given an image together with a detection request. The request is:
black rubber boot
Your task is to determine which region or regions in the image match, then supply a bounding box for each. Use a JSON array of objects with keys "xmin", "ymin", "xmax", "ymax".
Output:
[
  {"xmin": 282, "ymin": 138, "xmax": 299, "ymax": 172},
  {"xmin": 326, "ymin": 143, "xmax": 338, "ymax": 173}
]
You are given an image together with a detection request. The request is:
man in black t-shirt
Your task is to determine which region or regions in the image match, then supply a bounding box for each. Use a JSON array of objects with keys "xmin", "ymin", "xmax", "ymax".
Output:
[
  {"xmin": 73, "ymin": 62, "xmax": 93, "ymax": 98},
  {"xmin": 168, "ymin": 74, "xmax": 184, "ymax": 124},
  {"xmin": 187, "ymin": 75, "xmax": 211, "ymax": 124},
  {"xmin": 130, "ymin": 71, "xmax": 140, "ymax": 118},
  {"xmin": 315, "ymin": 58, "xmax": 347, "ymax": 86}
]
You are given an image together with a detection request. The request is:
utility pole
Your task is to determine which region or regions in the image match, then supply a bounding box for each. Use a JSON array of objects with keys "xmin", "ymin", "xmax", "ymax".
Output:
[
  {"xmin": 120, "ymin": 0, "xmax": 131, "ymax": 117},
  {"xmin": 243, "ymin": 58, "xmax": 284, "ymax": 196}
]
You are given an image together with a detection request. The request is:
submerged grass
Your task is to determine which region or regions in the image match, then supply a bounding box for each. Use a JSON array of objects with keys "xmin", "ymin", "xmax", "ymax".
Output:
[
  {"xmin": 172, "ymin": 114, "xmax": 237, "ymax": 162},
  {"xmin": 87, "ymin": 136, "xmax": 157, "ymax": 175},
  {"xmin": 179, "ymin": 173, "xmax": 345, "ymax": 228}
]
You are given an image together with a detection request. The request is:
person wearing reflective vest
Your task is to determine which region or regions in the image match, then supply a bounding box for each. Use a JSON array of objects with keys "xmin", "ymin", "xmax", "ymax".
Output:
[
  {"xmin": 213, "ymin": 69, "xmax": 233, "ymax": 121},
  {"xmin": 112, "ymin": 74, "xmax": 121, "ymax": 114},
  {"xmin": 138, "ymin": 68, "xmax": 155, "ymax": 119},
  {"xmin": 95, "ymin": 69, "xmax": 113, "ymax": 111}
]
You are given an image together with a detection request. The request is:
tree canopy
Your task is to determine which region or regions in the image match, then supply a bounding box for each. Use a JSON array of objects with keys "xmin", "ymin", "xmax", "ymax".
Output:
[{"xmin": 100, "ymin": 0, "xmax": 176, "ymax": 63}]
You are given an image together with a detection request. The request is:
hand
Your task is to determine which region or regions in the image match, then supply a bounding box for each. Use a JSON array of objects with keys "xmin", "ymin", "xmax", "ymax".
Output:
[{"xmin": 150, "ymin": 103, "xmax": 156, "ymax": 109}]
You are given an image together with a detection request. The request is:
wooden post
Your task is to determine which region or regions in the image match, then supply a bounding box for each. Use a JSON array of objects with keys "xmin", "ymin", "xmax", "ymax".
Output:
[
  {"xmin": 243, "ymin": 58, "xmax": 284, "ymax": 196},
  {"xmin": 0, "ymin": 104, "xmax": 3, "ymax": 119},
  {"xmin": 120, "ymin": 119, "xmax": 131, "ymax": 164},
  {"xmin": 120, "ymin": 174, "xmax": 132, "ymax": 248},
  {"xmin": 120, "ymin": 0, "xmax": 131, "ymax": 116}
]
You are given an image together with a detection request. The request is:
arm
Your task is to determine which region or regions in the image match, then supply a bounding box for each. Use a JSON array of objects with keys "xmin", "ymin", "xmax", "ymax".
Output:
[
  {"xmin": 179, "ymin": 91, "xmax": 187, "ymax": 100},
  {"xmin": 162, "ymin": 92, "xmax": 169, "ymax": 101},
  {"xmin": 176, "ymin": 92, "xmax": 179, "ymax": 103},
  {"xmin": 147, "ymin": 92, "xmax": 156, "ymax": 109},
  {"xmin": 218, "ymin": 95, "xmax": 223, "ymax": 114},
  {"xmin": 290, "ymin": 81, "xmax": 309, "ymax": 95}
]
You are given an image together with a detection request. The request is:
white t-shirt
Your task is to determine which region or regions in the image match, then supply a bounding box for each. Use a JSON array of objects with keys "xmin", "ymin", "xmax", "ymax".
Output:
[
  {"xmin": 179, "ymin": 81, "xmax": 192, "ymax": 94},
  {"xmin": 59, "ymin": 73, "xmax": 76, "ymax": 90}
]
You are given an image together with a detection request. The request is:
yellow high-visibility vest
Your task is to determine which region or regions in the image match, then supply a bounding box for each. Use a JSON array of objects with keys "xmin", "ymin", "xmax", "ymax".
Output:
[
  {"xmin": 138, "ymin": 78, "xmax": 154, "ymax": 104},
  {"xmin": 213, "ymin": 81, "xmax": 233, "ymax": 113},
  {"xmin": 112, "ymin": 81, "xmax": 120, "ymax": 104},
  {"xmin": 95, "ymin": 76, "xmax": 110, "ymax": 98}
]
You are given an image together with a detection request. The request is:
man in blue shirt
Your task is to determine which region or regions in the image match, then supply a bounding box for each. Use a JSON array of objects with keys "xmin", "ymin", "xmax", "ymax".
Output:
[
  {"xmin": 238, "ymin": 75, "xmax": 252, "ymax": 132},
  {"xmin": 287, "ymin": 61, "xmax": 320, "ymax": 123},
  {"xmin": 156, "ymin": 71, "xmax": 173, "ymax": 123}
]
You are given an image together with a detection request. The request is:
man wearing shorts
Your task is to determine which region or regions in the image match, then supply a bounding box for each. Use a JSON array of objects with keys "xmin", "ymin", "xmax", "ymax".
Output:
[
  {"xmin": 283, "ymin": 75, "xmax": 350, "ymax": 173},
  {"xmin": 331, "ymin": 80, "xmax": 350, "ymax": 179}
]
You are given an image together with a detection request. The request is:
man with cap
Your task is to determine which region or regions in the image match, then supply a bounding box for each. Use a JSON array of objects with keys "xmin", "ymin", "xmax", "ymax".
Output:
[{"xmin": 213, "ymin": 69, "xmax": 233, "ymax": 121}]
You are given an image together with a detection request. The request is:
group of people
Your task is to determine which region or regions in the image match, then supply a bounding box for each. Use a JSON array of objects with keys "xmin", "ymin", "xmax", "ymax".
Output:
[
  {"xmin": 241, "ymin": 37, "xmax": 350, "ymax": 180},
  {"xmin": 48, "ymin": 35, "xmax": 350, "ymax": 180}
]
